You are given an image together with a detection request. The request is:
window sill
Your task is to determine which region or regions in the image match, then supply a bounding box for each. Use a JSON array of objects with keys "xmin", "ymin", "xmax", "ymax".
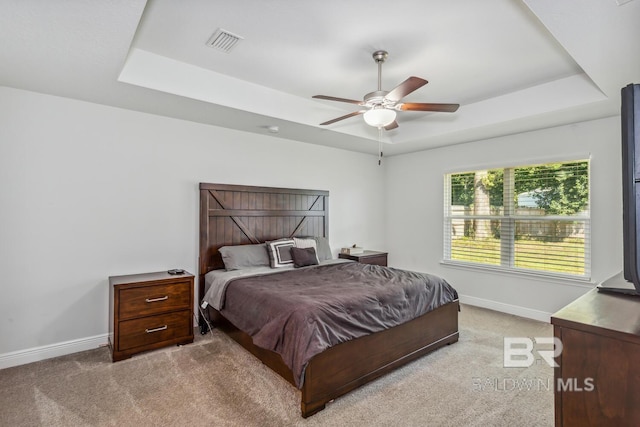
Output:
[{"xmin": 440, "ymin": 259, "xmax": 596, "ymax": 288}]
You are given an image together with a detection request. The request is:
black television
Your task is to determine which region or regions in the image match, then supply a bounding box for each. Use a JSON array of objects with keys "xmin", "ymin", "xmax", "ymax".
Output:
[{"xmin": 598, "ymin": 83, "xmax": 640, "ymax": 295}]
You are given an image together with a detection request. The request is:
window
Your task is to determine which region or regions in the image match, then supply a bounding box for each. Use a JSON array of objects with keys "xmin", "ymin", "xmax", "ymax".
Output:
[{"xmin": 443, "ymin": 160, "xmax": 590, "ymax": 279}]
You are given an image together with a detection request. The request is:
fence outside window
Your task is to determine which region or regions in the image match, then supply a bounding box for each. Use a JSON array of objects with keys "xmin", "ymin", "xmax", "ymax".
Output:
[{"xmin": 443, "ymin": 160, "xmax": 590, "ymax": 279}]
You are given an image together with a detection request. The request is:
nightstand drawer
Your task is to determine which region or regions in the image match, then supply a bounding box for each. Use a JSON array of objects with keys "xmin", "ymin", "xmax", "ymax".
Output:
[
  {"xmin": 118, "ymin": 280, "xmax": 191, "ymax": 319},
  {"xmin": 362, "ymin": 254, "xmax": 387, "ymax": 266},
  {"xmin": 339, "ymin": 251, "xmax": 388, "ymax": 266},
  {"xmin": 118, "ymin": 310, "xmax": 192, "ymax": 351}
]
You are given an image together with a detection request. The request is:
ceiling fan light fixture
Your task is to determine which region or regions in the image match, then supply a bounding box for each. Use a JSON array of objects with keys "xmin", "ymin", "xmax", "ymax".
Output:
[
  {"xmin": 314, "ymin": 50, "xmax": 458, "ymax": 130},
  {"xmin": 363, "ymin": 108, "xmax": 396, "ymax": 128}
]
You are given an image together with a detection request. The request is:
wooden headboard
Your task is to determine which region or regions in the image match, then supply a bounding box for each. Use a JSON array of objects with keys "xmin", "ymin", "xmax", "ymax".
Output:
[{"xmin": 198, "ymin": 183, "xmax": 329, "ymax": 302}]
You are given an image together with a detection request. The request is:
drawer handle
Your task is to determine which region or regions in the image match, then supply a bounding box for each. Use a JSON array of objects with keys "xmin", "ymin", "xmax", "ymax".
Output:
[
  {"xmin": 145, "ymin": 325, "xmax": 168, "ymax": 334},
  {"xmin": 145, "ymin": 296, "xmax": 168, "ymax": 303}
]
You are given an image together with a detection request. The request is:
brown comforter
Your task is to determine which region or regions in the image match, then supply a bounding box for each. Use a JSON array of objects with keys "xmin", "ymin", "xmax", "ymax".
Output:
[{"xmin": 219, "ymin": 261, "xmax": 458, "ymax": 387}]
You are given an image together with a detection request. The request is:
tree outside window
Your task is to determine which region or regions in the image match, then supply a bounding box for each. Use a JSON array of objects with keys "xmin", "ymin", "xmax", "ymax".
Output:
[{"xmin": 444, "ymin": 160, "xmax": 590, "ymax": 278}]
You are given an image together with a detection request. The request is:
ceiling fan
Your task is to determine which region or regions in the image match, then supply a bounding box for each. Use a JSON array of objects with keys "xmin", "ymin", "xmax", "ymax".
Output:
[{"xmin": 313, "ymin": 50, "xmax": 459, "ymax": 130}]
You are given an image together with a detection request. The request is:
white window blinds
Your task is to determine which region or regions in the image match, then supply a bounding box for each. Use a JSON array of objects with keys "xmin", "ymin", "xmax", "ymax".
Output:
[{"xmin": 443, "ymin": 160, "xmax": 590, "ymax": 279}]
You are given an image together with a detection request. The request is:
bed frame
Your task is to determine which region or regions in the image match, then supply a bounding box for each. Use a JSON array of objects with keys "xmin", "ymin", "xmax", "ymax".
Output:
[{"xmin": 198, "ymin": 183, "xmax": 459, "ymax": 417}]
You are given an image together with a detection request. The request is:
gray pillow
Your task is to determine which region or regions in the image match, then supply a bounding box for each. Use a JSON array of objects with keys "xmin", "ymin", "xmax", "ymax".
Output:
[
  {"xmin": 219, "ymin": 244, "xmax": 270, "ymax": 270},
  {"xmin": 314, "ymin": 236, "xmax": 333, "ymax": 261}
]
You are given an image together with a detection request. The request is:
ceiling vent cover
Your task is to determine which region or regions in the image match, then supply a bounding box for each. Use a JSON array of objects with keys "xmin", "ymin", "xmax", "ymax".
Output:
[{"xmin": 206, "ymin": 28, "xmax": 243, "ymax": 53}]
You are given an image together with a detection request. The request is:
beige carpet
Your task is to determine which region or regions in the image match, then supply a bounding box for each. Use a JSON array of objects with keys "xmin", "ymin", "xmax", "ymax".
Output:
[{"xmin": 0, "ymin": 304, "xmax": 553, "ymax": 426}]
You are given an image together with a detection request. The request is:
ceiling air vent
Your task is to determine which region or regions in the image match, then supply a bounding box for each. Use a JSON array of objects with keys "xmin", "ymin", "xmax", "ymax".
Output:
[{"xmin": 206, "ymin": 28, "xmax": 243, "ymax": 53}]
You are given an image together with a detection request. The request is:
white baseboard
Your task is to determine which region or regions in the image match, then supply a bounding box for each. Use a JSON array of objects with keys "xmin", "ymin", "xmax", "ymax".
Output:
[
  {"xmin": 459, "ymin": 294, "xmax": 552, "ymax": 323},
  {"xmin": 0, "ymin": 334, "xmax": 109, "ymax": 370},
  {"xmin": 0, "ymin": 297, "xmax": 550, "ymax": 370}
]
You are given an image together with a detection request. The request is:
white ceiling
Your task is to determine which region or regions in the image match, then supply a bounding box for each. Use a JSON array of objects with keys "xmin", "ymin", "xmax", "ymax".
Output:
[{"xmin": 1, "ymin": 0, "xmax": 639, "ymax": 157}]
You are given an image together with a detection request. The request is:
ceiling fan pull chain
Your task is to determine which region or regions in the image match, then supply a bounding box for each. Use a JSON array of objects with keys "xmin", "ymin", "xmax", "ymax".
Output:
[{"xmin": 378, "ymin": 128, "xmax": 383, "ymax": 165}]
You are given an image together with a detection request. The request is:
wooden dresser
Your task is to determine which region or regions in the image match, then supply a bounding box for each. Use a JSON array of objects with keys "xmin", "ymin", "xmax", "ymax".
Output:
[
  {"xmin": 551, "ymin": 287, "xmax": 640, "ymax": 426},
  {"xmin": 109, "ymin": 271, "xmax": 194, "ymax": 362},
  {"xmin": 338, "ymin": 250, "xmax": 388, "ymax": 266}
]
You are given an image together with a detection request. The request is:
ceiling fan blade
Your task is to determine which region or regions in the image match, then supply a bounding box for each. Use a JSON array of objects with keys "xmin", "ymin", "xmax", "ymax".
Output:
[
  {"xmin": 312, "ymin": 95, "xmax": 363, "ymax": 105},
  {"xmin": 384, "ymin": 120, "xmax": 399, "ymax": 131},
  {"xmin": 385, "ymin": 77, "xmax": 428, "ymax": 102},
  {"xmin": 398, "ymin": 103, "xmax": 460, "ymax": 112},
  {"xmin": 319, "ymin": 110, "xmax": 365, "ymax": 126}
]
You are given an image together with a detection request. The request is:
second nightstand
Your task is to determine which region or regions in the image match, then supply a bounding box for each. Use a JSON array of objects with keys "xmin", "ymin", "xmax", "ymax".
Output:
[{"xmin": 339, "ymin": 250, "xmax": 388, "ymax": 266}]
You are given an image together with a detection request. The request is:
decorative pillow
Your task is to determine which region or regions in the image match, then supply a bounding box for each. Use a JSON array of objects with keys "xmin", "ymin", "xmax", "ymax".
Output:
[
  {"xmin": 266, "ymin": 238, "xmax": 295, "ymax": 268},
  {"xmin": 293, "ymin": 237, "xmax": 320, "ymax": 264},
  {"xmin": 219, "ymin": 243, "xmax": 270, "ymax": 270},
  {"xmin": 291, "ymin": 247, "xmax": 320, "ymax": 268}
]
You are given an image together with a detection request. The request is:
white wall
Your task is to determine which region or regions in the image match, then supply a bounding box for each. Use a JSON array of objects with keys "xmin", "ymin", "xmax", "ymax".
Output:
[
  {"xmin": 0, "ymin": 86, "xmax": 387, "ymax": 362},
  {"xmin": 385, "ymin": 117, "xmax": 623, "ymax": 320},
  {"xmin": 0, "ymin": 84, "xmax": 624, "ymax": 366}
]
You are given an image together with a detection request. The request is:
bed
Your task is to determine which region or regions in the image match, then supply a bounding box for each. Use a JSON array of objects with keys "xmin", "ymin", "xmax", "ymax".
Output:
[{"xmin": 198, "ymin": 183, "xmax": 459, "ymax": 417}]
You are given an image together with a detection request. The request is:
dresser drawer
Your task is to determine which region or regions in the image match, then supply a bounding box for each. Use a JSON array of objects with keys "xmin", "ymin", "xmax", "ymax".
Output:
[
  {"xmin": 118, "ymin": 310, "xmax": 192, "ymax": 351},
  {"xmin": 118, "ymin": 280, "xmax": 191, "ymax": 319}
]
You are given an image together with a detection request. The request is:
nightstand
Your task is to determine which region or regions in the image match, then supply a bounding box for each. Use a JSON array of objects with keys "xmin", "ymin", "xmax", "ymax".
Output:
[
  {"xmin": 109, "ymin": 271, "xmax": 194, "ymax": 362},
  {"xmin": 338, "ymin": 250, "xmax": 388, "ymax": 266}
]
